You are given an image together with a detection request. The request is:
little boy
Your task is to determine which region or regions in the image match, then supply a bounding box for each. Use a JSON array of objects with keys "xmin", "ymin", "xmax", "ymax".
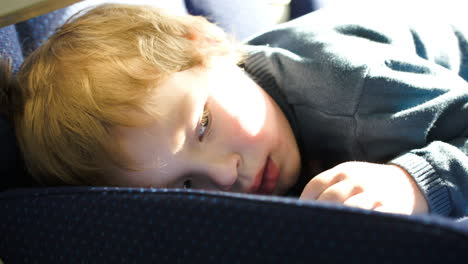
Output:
[{"xmin": 3, "ymin": 3, "xmax": 468, "ymax": 217}]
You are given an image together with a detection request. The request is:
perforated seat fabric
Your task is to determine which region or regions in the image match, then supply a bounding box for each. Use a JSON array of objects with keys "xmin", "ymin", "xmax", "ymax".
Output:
[
  {"xmin": 1, "ymin": 187, "xmax": 468, "ymax": 263},
  {"xmin": 0, "ymin": 7, "xmax": 71, "ymax": 190},
  {"xmin": 0, "ymin": 25, "xmax": 23, "ymax": 73},
  {"xmin": 15, "ymin": 9, "xmax": 73, "ymax": 57}
]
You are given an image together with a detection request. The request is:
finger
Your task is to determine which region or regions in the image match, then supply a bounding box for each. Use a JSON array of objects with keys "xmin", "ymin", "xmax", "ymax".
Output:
[
  {"xmin": 317, "ymin": 180, "xmax": 363, "ymax": 203},
  {"xmin": 300, "ymin": 168, "xmax": 345, "ymax": 200},
  {"xmin": 343, "ymin": 192, "xmax": 381, "ymax": 210}
]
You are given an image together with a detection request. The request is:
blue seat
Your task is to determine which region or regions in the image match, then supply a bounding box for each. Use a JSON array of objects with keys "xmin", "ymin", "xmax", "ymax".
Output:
[
  {"xmin": 2, "ymin": 187, "xmax": 468, "ymax": 262},
  {"xmin": 1, "ymin": 1, "xmax": 467, "ymax": 262}
]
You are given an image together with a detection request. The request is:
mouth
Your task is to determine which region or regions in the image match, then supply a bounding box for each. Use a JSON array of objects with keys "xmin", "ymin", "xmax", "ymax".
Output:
[{"xmin": 248, "ymin": 156, "xmax": 279, "ymax": 195}]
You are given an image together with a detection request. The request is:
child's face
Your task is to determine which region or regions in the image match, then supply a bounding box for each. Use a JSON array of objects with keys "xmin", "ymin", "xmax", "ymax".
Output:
[{"xmin": 108, "ymin": 59, "xmax": 301, "ymax": 195}]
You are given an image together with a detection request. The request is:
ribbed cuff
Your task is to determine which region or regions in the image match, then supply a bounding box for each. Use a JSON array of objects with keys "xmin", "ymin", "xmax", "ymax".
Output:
[{"xmin": 389, "ymin": 153, "xmax": 452, "ymax": 216}]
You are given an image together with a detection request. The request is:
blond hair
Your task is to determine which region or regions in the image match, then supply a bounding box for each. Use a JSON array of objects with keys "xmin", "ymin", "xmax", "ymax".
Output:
[{"xmin": 13, "ymin": 4, "xmax": 241, "ymax": 185}]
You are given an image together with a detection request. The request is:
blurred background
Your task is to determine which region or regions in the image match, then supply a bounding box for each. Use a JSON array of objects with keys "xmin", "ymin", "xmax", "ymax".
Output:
[
  {"xmin": 2, "ymin": 0, "xmax": 466, "ymax": 41},
  {"xmin": 0, "ymin": 0, "xmax": 356, "ymax": 41}
]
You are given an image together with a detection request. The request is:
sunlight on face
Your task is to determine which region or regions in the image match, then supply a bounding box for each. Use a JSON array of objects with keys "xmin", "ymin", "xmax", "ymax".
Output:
[
  {"xmin": 107, "ymin": 58, "xmax": 300, "ymax": 194},
  {"xmin": 209, "ymin": 65, "xmax": 267, "ymax": 137}
]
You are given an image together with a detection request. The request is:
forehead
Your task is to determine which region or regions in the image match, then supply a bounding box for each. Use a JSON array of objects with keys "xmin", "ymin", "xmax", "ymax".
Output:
[
  {"xmin": 140, "ymin": 64, "xmax": 211, "ymax": 129},
  {"xmin": 153, "ymin": 70, "xmax": 200, "ymax": 118},
  {"xmin": 123, "ymin": 67, "xmax": 205, "ymax": 153}
]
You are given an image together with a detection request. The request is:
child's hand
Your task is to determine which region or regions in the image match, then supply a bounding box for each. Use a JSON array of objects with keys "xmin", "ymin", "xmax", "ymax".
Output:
[{"xmin": 299, "ymin": 162, "xmax": 429, "ymax": 215}]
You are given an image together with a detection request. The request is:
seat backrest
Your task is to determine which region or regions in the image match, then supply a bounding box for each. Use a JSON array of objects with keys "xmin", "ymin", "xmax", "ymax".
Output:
[
  {"xmin": 1, "ymin": 187, "xmax": 468, "ymax": 263},
  {"xmin": 0, "ymin": 6, "xmax": 73, "ymax": 190},
  {"xmin": 0, "ymin": 25, "xmax": 23, "ymax": 73},
  {"xmin": 0, "ymin": 25, "xmax": 31, "ymax": 190}
]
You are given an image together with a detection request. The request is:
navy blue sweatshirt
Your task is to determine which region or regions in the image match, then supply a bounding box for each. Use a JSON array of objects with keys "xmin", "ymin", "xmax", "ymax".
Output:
[{"xmin": 243, "ymin": 4, "xmax": 468, "ymax": 217}]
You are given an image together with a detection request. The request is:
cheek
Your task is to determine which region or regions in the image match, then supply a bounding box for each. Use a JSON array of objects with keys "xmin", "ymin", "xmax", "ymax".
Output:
[{"xmin": 211, "ymin": 79, "xmax": 267, "ymax": 137}]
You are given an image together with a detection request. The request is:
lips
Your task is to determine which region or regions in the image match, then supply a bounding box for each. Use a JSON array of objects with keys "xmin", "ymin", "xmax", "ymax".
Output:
[{"xmin": 249, "ymin": 157, "xmax": 279, "ymax": 194}]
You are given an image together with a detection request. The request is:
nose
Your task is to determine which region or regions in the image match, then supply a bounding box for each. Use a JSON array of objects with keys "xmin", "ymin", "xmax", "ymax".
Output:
[{"xmin": 197, "ymin": 153, "xmax": 240, "ymax": 191}]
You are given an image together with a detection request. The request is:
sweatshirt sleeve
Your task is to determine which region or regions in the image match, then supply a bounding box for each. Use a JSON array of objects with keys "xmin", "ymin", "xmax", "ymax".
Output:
[
  {"xmin": 311, "ymin": 3, "xmax": 468, "ymax": 217},
  {"xmin": 390, "ymin": 141, "xmax": 468, "ymax": 217},
  {"xmin": 245, "ymin": 4, "xmax": 468, "ymax": 216},
  {"xmin": 352, "ymin": 21, "xmax": 468, "ymax": 217}
]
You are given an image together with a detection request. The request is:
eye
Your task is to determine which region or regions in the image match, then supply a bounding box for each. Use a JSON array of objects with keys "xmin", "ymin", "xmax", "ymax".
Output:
[
  {"xmin": 183, "ymin": 179, "xmax": 193, "ymax": 189},
  {"xmin": 197, "ymin": 105, "xmax": 211, "ymax": 142}
]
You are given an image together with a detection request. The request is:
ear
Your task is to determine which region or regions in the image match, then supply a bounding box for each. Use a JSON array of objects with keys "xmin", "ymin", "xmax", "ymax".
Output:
[
  {"xmin": 183, "ymin": 17, "xmax": 240, "ymax": 67},
  {"xmin": 186, "ymin": 24, "xmax": 225, "ymax": 45}
]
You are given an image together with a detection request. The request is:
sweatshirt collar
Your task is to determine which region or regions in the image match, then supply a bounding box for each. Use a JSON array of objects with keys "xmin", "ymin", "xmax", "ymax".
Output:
[{"xmin": 241, "ymin": 46, "xmax": 303, "ymax": 157}]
